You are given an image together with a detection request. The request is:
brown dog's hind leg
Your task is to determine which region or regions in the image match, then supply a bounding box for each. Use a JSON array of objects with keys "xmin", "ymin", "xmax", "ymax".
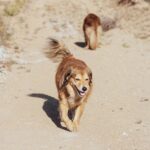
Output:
[
  {"xmin": 97, "ymin": 26, "xmax": 102, "ymax": 48},
  {"xmin": 84, "ymin": 33, "xmax": 89, "ymax": 49}
]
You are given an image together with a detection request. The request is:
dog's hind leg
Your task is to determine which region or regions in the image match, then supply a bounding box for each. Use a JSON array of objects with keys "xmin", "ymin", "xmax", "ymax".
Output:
[
  {"xmin": 84, "ymin": 32, "xmax": 90, "ymax": 49},
  {"xmin": 97, "ymin": 26, "xmax": 102, "ymax": 47},
  {"xmin": 73, "ymin": 103, "xmax": 85, "ymax": 131}
]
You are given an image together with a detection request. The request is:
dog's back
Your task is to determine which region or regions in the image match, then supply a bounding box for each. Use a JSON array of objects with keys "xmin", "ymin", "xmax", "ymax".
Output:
[{"xmin": 83, "ymin": 13, "xmax": 102, "ymax": 50}]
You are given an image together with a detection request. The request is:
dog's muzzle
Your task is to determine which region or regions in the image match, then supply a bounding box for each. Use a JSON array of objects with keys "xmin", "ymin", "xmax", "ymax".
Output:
[{"xmin": 74, "ymin": 85, "xmax": 87, "ymax": 97}]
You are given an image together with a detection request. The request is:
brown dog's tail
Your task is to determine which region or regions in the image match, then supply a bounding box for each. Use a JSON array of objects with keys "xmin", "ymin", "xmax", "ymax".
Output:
[{"xmin": 45, "ymin": 38, "xmax": 72, "ymax": 62}]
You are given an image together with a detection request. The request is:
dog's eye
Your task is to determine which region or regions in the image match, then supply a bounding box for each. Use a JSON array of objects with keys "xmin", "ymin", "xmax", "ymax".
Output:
[
  {"xmin": 85, "ymin": 78, "xmax": 89, "ymax": 81},
  {"xmin": 75, "ymin": 78, "xmax": 80, "ymax": 81}
]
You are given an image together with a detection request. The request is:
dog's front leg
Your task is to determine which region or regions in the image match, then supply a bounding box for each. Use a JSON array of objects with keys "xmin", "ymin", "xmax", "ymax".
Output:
[
  {"xmin": 59, "ymin": 92, "xmax": 74, "ymax": 131},
  {"xmin": 73, "ymin": 103, "xmax": 85, "ymax": 131},
  {"xmin": 59, "ymin": 102, "xmax": 74, "ymax": 131}
]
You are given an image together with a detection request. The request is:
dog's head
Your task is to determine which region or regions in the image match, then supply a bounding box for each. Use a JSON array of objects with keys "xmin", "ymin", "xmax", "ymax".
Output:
[{"xmin": 62, "ymin": 67, "xmax": 92, "ymax": 97}]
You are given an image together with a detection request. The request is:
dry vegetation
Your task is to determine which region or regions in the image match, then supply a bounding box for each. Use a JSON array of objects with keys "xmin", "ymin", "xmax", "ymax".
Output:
[
  {"xmin": 4, "ymin": 0, "xmax": 27, "ymax": 16},
  {"xmin": 0, "ymin": 17, "xmax": 10, "ymax": 45},
  {"xmin": 0, "ymin": 59, "xmax": 16, "ymax": 71},
  {"xmin": 0, "ymin": 0, "xmax": 27, "ymax": 45}
]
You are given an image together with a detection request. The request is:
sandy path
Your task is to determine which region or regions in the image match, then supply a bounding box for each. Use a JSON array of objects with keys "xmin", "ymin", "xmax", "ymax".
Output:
[{"xmin": 0, "ymin": 0, "xmax": 150, "ymax": 150}]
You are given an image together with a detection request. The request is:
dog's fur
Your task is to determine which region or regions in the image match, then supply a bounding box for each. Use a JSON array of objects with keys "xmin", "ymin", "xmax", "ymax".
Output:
[
  {"xmin": 83, "ymin": 13, "xmax": 102, "ymax": 50},
  {"xmin": 45, "ymin": 39, "xmax": 93, "ymax": 131}
]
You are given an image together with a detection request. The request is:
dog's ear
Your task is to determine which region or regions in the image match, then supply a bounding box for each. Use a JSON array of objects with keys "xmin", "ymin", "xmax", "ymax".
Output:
[
  {"xmin": 88, "ymin": 69, "xmax": 92, "ymax": 85},
  {"xmin": 59, "ymin": 69, "xmax": 72, "ymax": 89}
]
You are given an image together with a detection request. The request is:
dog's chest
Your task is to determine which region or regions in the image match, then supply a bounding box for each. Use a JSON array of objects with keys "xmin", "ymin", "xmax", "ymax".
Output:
[
  {"xmin": 67, "ymin": 96, "xmax": 82, "ymax": 108},
  {"xmin": 66, "ymin": 84, "xmax": 82, "ymax": 107},
  {"xmin": 68, "ymin": 96, "xmax": 76, "ymax": 105}
]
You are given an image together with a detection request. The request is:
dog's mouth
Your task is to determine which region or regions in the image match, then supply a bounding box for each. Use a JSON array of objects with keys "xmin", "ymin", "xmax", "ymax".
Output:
[{"xmin": 74, "ymin": 85, "xmax": 86, "ymax": 97}]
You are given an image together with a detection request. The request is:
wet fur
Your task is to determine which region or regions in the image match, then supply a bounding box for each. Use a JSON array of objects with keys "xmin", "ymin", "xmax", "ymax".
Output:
[
  {"xmin": 83, "ymin": 13, "xmax": 102, "ymax": 50},
  {"xmin": 45, "ymin": 39, "xmax": 93, "ymax": 131}
]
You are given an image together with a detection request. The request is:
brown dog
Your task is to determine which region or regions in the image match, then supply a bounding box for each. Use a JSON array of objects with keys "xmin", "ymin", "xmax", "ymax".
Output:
[
  {"xmin": 83, "ymin": 13, "xmax": 102, "ymax": 50},
  {"xmin": 45, "ymin": 39, "xmax": 93, "ymax": 131}
]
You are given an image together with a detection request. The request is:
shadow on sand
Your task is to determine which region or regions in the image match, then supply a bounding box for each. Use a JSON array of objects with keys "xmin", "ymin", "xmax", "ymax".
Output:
[
  {"xmin": 28, "ymin": 93, "xmax": 68, "ymax": 131},
  {"xmin": 74, "ymin": 42, "xmax": 86, "ymax": 48}
]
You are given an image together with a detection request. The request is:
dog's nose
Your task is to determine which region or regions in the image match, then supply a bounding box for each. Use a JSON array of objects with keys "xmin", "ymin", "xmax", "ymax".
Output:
[{"xmin": 82, "ymin": 87, "xmax": 87, "ymax": 92}]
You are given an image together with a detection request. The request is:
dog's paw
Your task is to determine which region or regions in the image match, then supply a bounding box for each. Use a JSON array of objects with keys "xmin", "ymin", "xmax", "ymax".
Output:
[
  {"xmin": 60, "ymin": 121, "xmax": 66, "ymax": 128},
  {"xmin": 98, "ymin": 43, "xmax": 102, "ymax": 48},
  {"xmin": 66, "ymin": 120, "xmax": 74, "ymax": 132},
  {"xmin": 72, "ymin": 121, "xmax": 79, "ymax": 132},
  {"xmin": 65, "ymin": 121, "xmax": 79, "ymax": 132},
  {"xmin": 85, "ymin": 45, "xmax": 89, "ymax": 49}
]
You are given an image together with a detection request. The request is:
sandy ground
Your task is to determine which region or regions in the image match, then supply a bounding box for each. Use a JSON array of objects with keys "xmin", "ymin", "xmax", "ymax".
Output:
[{"xmin": 0, "ymin": 0, "xmax": 150, "ymax": 150}]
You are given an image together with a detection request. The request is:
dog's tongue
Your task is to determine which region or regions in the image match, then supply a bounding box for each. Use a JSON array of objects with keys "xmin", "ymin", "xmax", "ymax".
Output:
[{"xmin": 79, "ymin": 90, "xmax": 85, "ymax": 96}]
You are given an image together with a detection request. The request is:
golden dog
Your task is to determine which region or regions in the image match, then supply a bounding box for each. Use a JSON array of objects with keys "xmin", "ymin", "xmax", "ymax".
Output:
[
  {"xmin": 45, "ymin": 39, "xmax": 93, "ymax": 131},
  {"xmin": 83, "ymin": 13, "xmax": 102, "ymax": 50}
]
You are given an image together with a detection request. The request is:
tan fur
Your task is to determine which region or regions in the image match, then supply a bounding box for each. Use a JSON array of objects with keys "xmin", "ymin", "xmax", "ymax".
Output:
[
  {"xmin": 45, "ymin": 39, "xmax": 93, "ymax": 131},
  {"xmin": 83, "ymin": 13, "xmax": 102, "ymax": 50}
]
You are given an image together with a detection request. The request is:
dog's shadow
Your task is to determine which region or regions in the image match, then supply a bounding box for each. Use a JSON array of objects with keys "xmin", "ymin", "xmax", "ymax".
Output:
[
  {"xmin": 75, "ymin": 42, "xmax": 86, "ymax": 48},
  {"xmin": 28, "ymin": 93, "xmax": 67, "ymax": 130}
]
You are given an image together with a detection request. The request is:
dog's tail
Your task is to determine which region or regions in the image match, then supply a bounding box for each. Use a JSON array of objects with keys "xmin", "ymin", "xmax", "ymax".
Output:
[{"xmin": 45, "ymin": 38, "xmax": 72, "ymax": 62}]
